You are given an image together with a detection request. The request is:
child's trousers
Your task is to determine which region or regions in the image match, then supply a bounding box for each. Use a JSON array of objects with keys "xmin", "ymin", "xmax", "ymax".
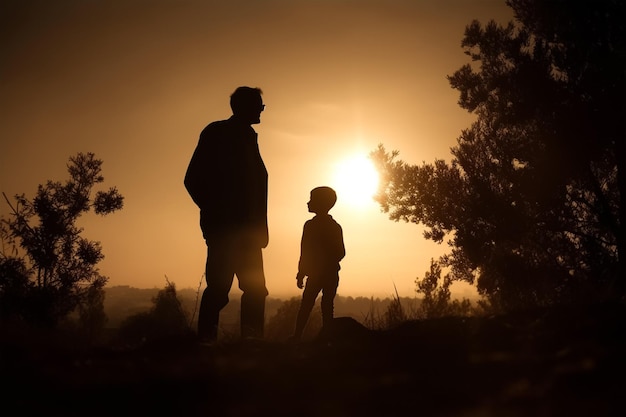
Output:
[{"xmin": 294, "ymin": 272, "xmax": 339, "ymax": 337}]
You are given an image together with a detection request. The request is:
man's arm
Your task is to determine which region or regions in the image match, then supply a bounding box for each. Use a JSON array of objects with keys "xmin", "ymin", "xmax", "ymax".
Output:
[
  {"xmin": 184, "ymin": 136, "xmax": 209, "ymax": 208},
  {"xmin": 184, "ymin": 123, "xmax": 224, "ymax": 209}
]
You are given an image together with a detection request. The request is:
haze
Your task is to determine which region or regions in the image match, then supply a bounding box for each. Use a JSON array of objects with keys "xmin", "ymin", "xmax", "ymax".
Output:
[{"xmin": 0, "ymin": 0, "xmax": 513, "ymax": 299}]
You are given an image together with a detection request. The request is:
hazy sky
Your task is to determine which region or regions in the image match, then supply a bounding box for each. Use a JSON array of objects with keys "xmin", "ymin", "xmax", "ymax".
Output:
[{"xmin": 1, "ymin": 0, "xmax": 513, "ymax": 299}]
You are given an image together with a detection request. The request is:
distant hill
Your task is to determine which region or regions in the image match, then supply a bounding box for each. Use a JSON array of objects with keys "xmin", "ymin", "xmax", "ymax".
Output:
[{"xmin": 103, "ymin": 285, "xmax": 419, "ymax": 329}]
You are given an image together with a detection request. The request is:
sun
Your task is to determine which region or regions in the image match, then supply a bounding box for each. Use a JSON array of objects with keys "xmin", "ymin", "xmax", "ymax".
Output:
[{"xmin": 332, "ymin": 154, "xmax": 380, "ymax": 208}]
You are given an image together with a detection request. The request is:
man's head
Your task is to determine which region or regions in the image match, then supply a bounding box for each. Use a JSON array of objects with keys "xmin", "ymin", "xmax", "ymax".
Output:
[
  {"xmin": 307, "ymin": 186, "xmax": 337, "ymax": 214},
  {"xmin": 230, "ymin": 86, "xmax": 264, "ymax": 125}
]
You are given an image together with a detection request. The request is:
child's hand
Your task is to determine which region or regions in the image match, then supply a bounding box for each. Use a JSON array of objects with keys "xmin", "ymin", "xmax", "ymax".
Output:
[{"xmin": 296, "ymin": 274, "xmax": 305, "ymax": 289}]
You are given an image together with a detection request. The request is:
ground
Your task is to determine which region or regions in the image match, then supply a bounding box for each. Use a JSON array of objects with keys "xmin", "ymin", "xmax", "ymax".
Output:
[{"xmin": 2, "ymin": 302, "xmax": 625, "ymax": 417}]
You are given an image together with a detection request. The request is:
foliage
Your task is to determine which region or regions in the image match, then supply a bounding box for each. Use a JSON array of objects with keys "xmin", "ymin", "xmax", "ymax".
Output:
[
  {"xmin": 416, "ymin": 259, "xmax": 472, "ymax": 319},
  {"xmin": 76, "ymin": 283, "xmax": 108, "ymax": 341},
  {"xmin": 382, "ymin": 290, "xmax": 407, "ymax": 329},
  {"xmin": 117, "ymin": 280, "xmax": 192, "ymax": 346},
  {"xmin": 371, "ymin": 0, "xmax": 625, "ymax": 310},
  {"xmin": 362, "ymin": 293, "xmax": 425, "ymax": 330},
  {"xmin": 0, "ymin": 152, "xmax": 123, "ymax": 326},
  {"xmin": 0, "ymin": 256, "xmax": 30, "ymax": 320}
]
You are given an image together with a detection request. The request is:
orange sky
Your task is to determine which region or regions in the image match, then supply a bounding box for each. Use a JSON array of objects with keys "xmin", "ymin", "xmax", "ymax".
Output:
[{"xmin": 1, "ymin": 0, "xmax": 513, "ymax": 299}]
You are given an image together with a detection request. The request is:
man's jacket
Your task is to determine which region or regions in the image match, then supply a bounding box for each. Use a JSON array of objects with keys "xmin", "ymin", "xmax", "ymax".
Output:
[{"xmin": 185, "ymin": 117, "xmax": 268, "ymax": 247}]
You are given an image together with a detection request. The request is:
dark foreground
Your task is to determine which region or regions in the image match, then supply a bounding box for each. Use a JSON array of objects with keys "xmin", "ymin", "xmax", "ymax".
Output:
[{"xmin": 2, "ymin": 302, "xmax": 625, "ymax": 417}]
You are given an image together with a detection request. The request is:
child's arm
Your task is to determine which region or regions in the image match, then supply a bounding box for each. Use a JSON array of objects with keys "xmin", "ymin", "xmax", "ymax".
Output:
[{"xmin": 296, "ymin": 221, "xmax": 311, "ymax": 289}]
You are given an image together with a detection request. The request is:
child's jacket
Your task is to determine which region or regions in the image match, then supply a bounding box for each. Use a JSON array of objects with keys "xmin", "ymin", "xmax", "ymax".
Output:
[{"xmin": 297, "ymin": 214, "xmax": 345, "ymax": 278}]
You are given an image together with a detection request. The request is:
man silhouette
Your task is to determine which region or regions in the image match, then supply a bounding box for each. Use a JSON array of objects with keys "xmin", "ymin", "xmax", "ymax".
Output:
[{"xmin": 185, "ymin": 86, "xmax": 269, "ymax": 342}]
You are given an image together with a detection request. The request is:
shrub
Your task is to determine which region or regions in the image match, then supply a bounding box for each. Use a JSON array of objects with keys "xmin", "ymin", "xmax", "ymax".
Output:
[{"xmin": 117, "ymin": 281, "xmax": 192, "ymax": 346}]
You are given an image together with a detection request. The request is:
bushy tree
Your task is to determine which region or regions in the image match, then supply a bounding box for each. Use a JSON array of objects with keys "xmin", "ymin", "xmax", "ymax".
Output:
[
  {"xmin": 0, "ymin": 152, "xmax": 124, "ymax": 326},
  {"xmin": 372, "ymin": 0, "xmax": 624, "ymax": 310}
]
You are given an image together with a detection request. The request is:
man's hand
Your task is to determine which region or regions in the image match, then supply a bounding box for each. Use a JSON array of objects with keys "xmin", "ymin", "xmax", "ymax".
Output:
[{"xmin": 296, "ymin": 274, "xmax": 305, "ymax": 289}]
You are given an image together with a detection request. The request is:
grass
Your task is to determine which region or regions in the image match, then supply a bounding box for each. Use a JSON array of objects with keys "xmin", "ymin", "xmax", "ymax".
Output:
[{"xmin": 2, "ymin": 300, "xmax": 624, "ymax": 417}]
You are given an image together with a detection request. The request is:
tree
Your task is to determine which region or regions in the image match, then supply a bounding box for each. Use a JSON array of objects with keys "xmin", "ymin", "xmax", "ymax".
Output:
[
  {"xmin": 372, "ymin": 0, "xmax": 624, "ymax": 310},
  {"xmin": 0, "ymin": 152, "xmax": 124, "ymax": 326}
]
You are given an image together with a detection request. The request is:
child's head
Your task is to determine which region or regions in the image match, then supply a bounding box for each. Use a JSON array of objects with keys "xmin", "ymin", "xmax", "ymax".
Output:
[{"xmin": 307, "ymin": 186, "xmax": 337, "ymax": 214}]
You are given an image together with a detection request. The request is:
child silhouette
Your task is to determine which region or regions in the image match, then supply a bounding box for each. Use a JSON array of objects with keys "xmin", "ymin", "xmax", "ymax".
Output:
[{"xmin": 292, "ymin": 186, "xmax": 345, "ymax": 341}]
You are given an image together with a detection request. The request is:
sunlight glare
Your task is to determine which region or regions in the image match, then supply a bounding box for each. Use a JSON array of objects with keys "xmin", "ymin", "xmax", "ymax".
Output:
[{"xmin": 333, "ymin": 154, "xmax": 380, "ymax": 208}]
